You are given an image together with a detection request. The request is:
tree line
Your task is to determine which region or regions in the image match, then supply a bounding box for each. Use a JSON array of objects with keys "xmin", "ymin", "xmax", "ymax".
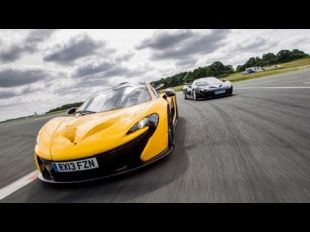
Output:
[
  {"xmin": 151, "ymin": 49, "xmax": 308, "ymax": 88},
  {"xmin": 46, "ymin": 102, "xmax": 83, "ymax": 114},
  {"xmin": 236, "ymin": 49, "xmax": 308, "ymax": 72}
]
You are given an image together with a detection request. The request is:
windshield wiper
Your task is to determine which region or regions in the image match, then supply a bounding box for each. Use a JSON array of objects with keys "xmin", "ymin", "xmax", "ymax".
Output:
[{"xmin": 76, "ymin": 110, "xmax": 97, "ymax": 115}]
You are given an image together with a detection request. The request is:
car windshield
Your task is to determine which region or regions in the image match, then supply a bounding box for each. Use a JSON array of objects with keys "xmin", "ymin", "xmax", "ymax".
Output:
[
  {"xmin": 77, "ymin": 85, "xmax": 151, "ymax": 113},
  {"xmin": 195, "ymin": 78, "xmax": 221, "ymax": 86}
]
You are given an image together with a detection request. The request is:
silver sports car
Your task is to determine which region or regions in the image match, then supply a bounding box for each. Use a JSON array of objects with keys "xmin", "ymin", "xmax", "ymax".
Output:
[{"xmin": 183, "ymin": 77, "xmax": 233, "ymax": 101}]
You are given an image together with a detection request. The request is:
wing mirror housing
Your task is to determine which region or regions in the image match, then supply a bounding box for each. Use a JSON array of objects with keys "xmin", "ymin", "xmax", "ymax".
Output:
[
  {"xmin": 163, "ymin": 88, "xmax": 176, "ymax": 97},
  {"xmin": 67, "ymin": 107, "xmax": 77, "ymax": 115},
  {"xmin": 185, "ymin": 82, "xmax": 192, "ymax": 88}
]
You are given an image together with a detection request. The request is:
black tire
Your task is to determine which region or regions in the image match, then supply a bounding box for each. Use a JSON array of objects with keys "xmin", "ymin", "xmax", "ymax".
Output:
[
  {"xmin": 175, "ymin": 97, "xmax": 179, "ymax": 120},
  {"xmin": 167, "ymin": 108, "xmax": 175, "ymax": 147},
  {"xmin": 193, "ymin": 90, "xmax": 197, "ymax": 101},
  {"xmin": 184, "ymin": 91, "xmax": 188, "ymax": 99},
  {"xmin": 229, "ymin": 86, "xmax": 233, "ymax": 96}
]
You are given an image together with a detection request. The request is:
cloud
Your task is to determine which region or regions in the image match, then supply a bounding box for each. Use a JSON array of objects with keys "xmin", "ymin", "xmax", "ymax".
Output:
[
  {"xmin": 0, "ymin": 29, "xmax": 57, "ymax": 63},
  {"xmin": 0, "ymin": 85, "xmax": 42, "ymax": 100},
  {"xmin": 0, "ymin": 89, "xmax": 18, "ymax": 99},
  {"xmin": 175, "ymin": 57, "xmax": 197, "ymax": 68},
  {"xmin": 137, "ymin": 29, "xmax": 231, "ymax": 61},
  {"xmin": 43, "ymin": 34, "xmax": 106, "ymax": 65},
  {"xmin": 72, "ymin": 60, "xmax": 129, "ymax": 79},
  {"xmin": 115, "ymin": 52, "xmax": 135, "ymax": 62},
  {"xmin": 55, "ymin": 79, "xmax": 111, "ymax": 95},
  {"xmin": 136, "ymin": 30, "xmax": 194, "ymax": 50},
  {"xmin": 0, "ymin": 45, "xmax": 29, "ymax": 63},
  {"xmin": 72, "ymin": 61, "xmax": 114, "ymax": 78},
  {"xmin": 288, "ymin": 36, "xmax": 310, "ymax": 47},
  {"xmin": 0, "ymin": 67, "xmax": 49, "ymax": 87},
  {"xmin": 232, "ymin": 37, "xmax": 277, "ymax": 53},
  {"xmin": 72, "ymin": 58, "xmax": 153, "ymax": 82},
  {"xmin": 24, "ymin": 29, "xmax": 56, "ymax": 44},
  {"xmin": 103, "ymin": 66, "xmax": 129, "ymax": 77},
  {"xmin": 50, "ymin": 60, "xmax": 154, "ymax": 98}
]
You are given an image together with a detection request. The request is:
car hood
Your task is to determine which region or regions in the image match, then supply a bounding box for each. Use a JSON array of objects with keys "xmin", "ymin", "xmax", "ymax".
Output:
[{"xmin": 36, "ymin": 102, "xmax": 152, "ymax": 161}]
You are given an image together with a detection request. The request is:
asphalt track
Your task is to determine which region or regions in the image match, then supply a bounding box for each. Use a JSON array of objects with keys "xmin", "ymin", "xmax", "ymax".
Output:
[{"xmin": 1, "ymin": 69, "xmax": 310, "ymax": 202}]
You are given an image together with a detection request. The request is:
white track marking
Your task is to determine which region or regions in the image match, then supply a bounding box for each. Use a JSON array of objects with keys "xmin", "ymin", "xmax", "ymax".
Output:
[
  {"xmin": 0, "ymin": 170, "xmax": 37, "ymax": 201},
  {"xmin": 236, "ymin": 87, "xmax": 310, "ymax": 89}
]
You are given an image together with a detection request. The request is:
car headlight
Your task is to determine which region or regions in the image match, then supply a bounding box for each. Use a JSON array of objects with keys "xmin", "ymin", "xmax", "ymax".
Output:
[
  {"xmin": 199, "ymin": 87, "xmax": 208, "ymax": 92},
  {"xmin": 127, "ymin": 114, "xmax": 159, "ymax": 135},
  {"xmin": 225, "ymin": 81, "xmax": 232, "ymax": 86}
]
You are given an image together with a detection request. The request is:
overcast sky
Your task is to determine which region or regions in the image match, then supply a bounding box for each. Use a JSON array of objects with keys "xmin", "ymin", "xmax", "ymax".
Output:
[{"xmin": 0, "ymin": 29, "xmax": 309, "ymax": 121}]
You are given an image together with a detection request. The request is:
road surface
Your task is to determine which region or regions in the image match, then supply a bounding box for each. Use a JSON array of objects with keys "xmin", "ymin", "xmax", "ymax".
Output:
[{"xmin": 1, "ymin": 69, "xmax": 310, "ymax": 202}]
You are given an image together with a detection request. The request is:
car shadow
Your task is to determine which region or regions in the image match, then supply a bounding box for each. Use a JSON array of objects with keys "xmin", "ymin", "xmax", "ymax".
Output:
[
  {"xmin": 189, "ymin": 93, "xmax": 235, "ymax": 101},
  {"xmin": 31, "ymin": 117, "xmax": 190, "ymax": 202}
]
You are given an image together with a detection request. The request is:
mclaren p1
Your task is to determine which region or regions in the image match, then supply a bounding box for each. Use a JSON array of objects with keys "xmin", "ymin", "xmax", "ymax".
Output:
[
  {"xmin": 34, "ymin": 82, "xmax": 178, "ymax": 183},
  {"xmin": 183, "ymin": 77, "xmax": 233, "ymax": 100}
]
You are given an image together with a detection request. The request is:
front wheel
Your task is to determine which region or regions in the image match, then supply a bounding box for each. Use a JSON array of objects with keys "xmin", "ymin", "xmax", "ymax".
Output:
[
  {"xmin": 168, "ymin": 110, "xmax": 175, "ymax": 147},
  {"xmin": 184, "ymin": 91, "xmax": 188, "ymax": 99},
  {"xmin": 229, "ymin": 86, "xmax": 233, "ymax": 95},
  {"xmin": 193, "ymin": 90, "xmax": 197, "ymax": 101}
]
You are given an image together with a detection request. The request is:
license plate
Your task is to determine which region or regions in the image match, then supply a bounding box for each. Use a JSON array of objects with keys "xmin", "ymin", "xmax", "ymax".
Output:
[
  {"xmin": 52, "ymin": 157, "xmax": 99, "ymax": 172},
  {"xmin": 215, "ymin": 90, "xmax": 226, "ymax": 94}
]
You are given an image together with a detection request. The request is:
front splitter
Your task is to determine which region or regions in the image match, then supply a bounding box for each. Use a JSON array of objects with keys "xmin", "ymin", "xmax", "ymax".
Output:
[{"xmin": 37, "ymin": 145, "xmax": 174, "ymax": 184}]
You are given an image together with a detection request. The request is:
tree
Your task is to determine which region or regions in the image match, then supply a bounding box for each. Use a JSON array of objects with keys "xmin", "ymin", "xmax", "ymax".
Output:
[
  {"xmin": 47, "ymin": 102, "xmax": 83, "ymax": 113},
  {"xmin": 246, "ymin": 57, "xmax": 256, "ymax": 67},
  {"xmin": 224, "ymin": 65, "xmax": 234, "ymax": 74},
  {"xmin": 277, "ymin": 50, "xmax": 293, "ymax": 62},
  {"xmin": 262, "ymin": 52, "xmax": 277, "ymax": 66},
  {"xmin": 236, "ymin": 65, "xmax": 243, "ymax": 72},
  {"xmin": 291, "ymin": 49, "xmax": 307, "ymax": 59},
  {"xmin": 255, "ymin": 56, "xmax": 262, "ymax": 66}
]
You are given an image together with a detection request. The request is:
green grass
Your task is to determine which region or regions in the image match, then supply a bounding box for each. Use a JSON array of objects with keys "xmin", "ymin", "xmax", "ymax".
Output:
[
  {"xmin": 280, "ymin": 57, "xmax": 310, "ymax": 68},
  {"xmin": 0, "ymin": 109, "xmax": 67, "ymax": 123},
  {"xmin": 45, "ymin": 109, "xmax": 67, "ymax": 115},
  {"xmin": 170, "ymin": 57, "xmax": 310, "ymax": 92},
  {"xmin": 171, "ymin": 85, "xmax": 185, "ymax": 92}
]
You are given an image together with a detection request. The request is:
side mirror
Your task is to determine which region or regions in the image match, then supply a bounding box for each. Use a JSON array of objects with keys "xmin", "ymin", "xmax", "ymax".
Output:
[
  {"xmin": 67, "ymin": 107, "xmax": 77, "ymax": 115},
  {"xmin": 222, "ymin": 79, "xmax": 226, "ymax": 82},
  {"xmin": 185, "ymin": 83, "xmax": 192, "ymax": 88},
  {"xmin": 163, "ymin": 88, "xmax": 176, "ymax": 97}
]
